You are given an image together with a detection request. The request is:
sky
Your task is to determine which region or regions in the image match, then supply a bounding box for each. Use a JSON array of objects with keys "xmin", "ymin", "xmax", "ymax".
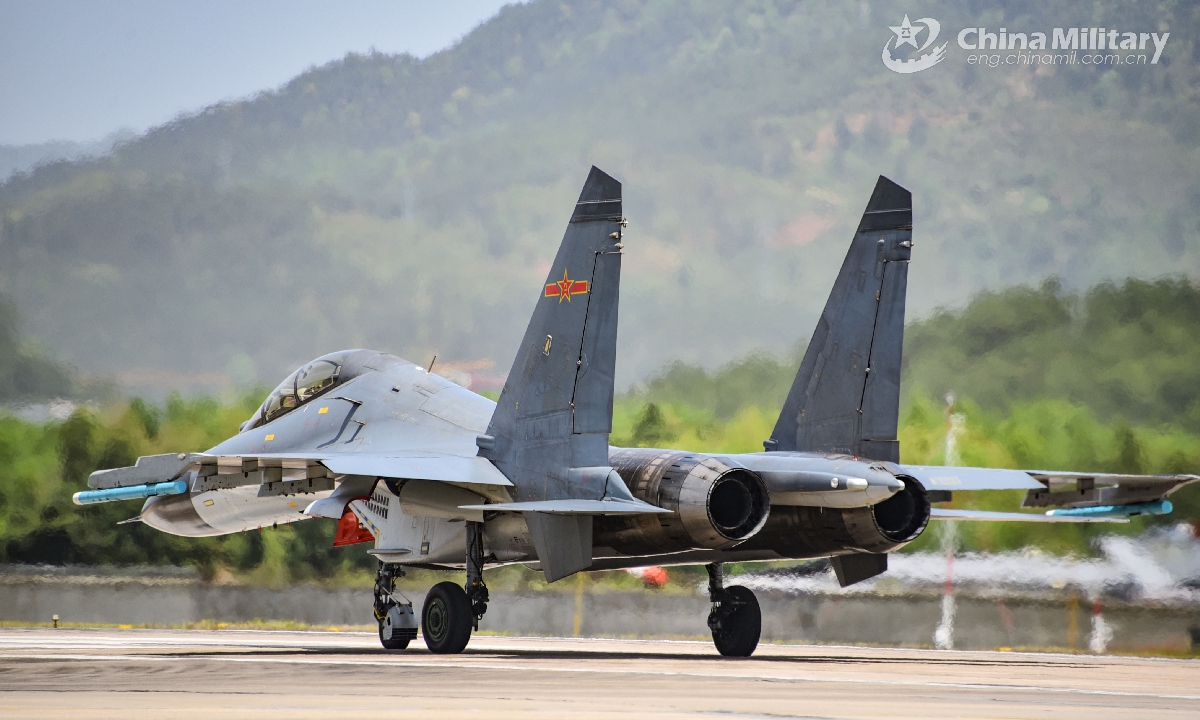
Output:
[{"xmin": 0, "ymin": 0, "xmax": 516, "ymax": 146}]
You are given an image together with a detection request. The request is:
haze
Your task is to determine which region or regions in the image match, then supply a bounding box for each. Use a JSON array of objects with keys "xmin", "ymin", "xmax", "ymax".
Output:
[
  {"xmin": 0, "ymin": 0, "xmax": 515, "ymax": 145},
  {"xmin": 0, "ymin": 1, "xmax": 1195, "ymax": 395}
]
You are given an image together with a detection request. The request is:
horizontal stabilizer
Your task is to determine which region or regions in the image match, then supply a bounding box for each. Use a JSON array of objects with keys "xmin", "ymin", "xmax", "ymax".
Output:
[
  {"xmin": 459, "ymin": 498, "xmax": 668, "ymax": 515},
  {"xmin": 901, "ymin": 465, "xmax": 1046, "ymax": 491},
  {"xmin": 931, "ymin": 508, "xmax": 1128, "ymax": 523}
]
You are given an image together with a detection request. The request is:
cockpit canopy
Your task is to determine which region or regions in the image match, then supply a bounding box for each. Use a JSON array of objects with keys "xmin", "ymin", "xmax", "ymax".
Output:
[{"xmin": 244, "ymin": 350, "xmax": 366, "ymax": 431}]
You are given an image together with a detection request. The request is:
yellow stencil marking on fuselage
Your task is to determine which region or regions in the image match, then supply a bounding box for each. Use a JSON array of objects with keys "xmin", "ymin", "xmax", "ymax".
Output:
[
  {"xmin": 318, "ymin": 407, "xmax": 329, "ymax": 414},
  {"xmin": 265, "ymin": 434, "xmax": 275, "ymax": 441}
]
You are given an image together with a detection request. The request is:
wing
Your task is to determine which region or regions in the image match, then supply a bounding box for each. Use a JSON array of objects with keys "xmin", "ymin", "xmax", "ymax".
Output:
[
  {"xmin": 77, "ymin": 450, "xmax": 512, "ymax": 506},
  {"xmin": 903, "ymin": 463, "xmax": 1196, "ymax": 522},
  {"xmin": 88, "ymin": 452, "xmax": 510, "ymax": 488}
]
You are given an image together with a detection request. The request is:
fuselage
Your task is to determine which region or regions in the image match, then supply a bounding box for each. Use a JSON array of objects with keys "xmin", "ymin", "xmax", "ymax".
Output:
[{"xmin": 141, "ymin": 350, "xmax": 930, "ymax": 571}]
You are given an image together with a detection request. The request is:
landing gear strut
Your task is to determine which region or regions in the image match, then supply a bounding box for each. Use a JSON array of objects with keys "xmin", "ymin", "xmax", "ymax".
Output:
[
  {"xmin": 706, "ymin": 562, "xmax": 761, "ymax": 657},
  {"xmin": 420, "ymin": 520, "xmax": 488, "ymax": 654},
  {"xmin": 465, "ymin": 520, "xmax": 489, "ymax": 628},
  {"xmin": 374, "ymin": 562, "xmax": 417, "ymax": 650}
]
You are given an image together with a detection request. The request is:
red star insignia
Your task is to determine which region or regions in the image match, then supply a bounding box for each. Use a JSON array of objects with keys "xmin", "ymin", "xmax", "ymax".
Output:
[{"xmin": 545, "ymin": 269, "xmax": 590, "ymax": 302}]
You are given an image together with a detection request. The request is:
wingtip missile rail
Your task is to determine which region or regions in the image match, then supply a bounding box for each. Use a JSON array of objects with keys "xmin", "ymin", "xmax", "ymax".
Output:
[{"xmin": 72, "ymin": 479, "xmax": 189, "ymax": 506}]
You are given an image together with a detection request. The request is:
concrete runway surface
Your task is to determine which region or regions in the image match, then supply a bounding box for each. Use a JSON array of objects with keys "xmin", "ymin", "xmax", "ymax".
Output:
[{"xmin": 0, "ymin": 629, "xmax": 1197, "ymax": 719}]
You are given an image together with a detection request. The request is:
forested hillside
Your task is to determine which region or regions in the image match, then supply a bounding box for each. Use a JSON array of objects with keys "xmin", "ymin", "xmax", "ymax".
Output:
[
  {"xmin": 1, "ymin": 0, "xmax": 1197, "ymax": 395},
  {"xmin": 1, "ymin": 277, "xmax": 1196, "ymax": 576},
  {"xmin": 904, "ymin": 278, "xmax": 1200, "ymax": 430},
  {"xmin": 628, "ymin": 278, "xmax": 1200, "ymax": 431}
]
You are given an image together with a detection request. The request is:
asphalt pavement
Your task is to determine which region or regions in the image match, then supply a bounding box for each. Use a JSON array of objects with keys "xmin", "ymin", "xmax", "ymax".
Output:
[{"xmin": 0, "ymin": 628, "xmax": 1197, "ymax": 718}]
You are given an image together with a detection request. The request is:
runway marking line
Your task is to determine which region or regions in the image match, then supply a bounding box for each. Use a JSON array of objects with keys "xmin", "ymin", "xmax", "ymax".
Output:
[{"xmin": 2, "ymin": 651, "xmax": 1199, "ymax": 704}]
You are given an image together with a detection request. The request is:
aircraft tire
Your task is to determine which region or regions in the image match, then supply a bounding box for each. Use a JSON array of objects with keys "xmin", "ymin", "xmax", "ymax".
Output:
[
  {"xmin": 378, "ymin": 620, "xmax": 411, "ymax": 650},
  {"xmin": 712, "ymin": 585, "xmax": 760, "ymax": 657},
  {"xmin": 422, "ymin": 581, "xmax": 473, "ymax": 654}
]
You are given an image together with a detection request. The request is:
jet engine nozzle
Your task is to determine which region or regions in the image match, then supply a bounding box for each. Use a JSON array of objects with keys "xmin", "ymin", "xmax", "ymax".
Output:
[
  {"xmin": 606, "ymin": 450, "xmax": 770, "ymax": 551},
  {"xmin": 677, "ymin": 457, "xmax": 770, "ymax": 546},
  {"xmin": 869, "ymin": 474, "xmax": 930, "ymax": 543}
]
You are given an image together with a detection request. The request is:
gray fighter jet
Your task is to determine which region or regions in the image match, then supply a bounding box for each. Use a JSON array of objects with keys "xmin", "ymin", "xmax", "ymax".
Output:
[{"xmin": 76, "ymin": 168, "xmax": 1197, "ymax": 656}]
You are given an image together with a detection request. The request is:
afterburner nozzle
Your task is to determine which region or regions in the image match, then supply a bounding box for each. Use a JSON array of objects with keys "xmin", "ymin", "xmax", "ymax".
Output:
[{"xmin": 72, "ymin": 480, "xmax": 189, "ymax": 505}]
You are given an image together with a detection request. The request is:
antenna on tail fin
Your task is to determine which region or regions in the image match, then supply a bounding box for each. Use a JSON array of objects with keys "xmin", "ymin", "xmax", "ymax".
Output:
[{"xmin": 766, "ymin": 176, "xmax": 912, "ymax": 462}]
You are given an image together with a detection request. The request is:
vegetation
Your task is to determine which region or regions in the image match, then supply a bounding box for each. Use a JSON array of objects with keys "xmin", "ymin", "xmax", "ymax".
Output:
[
  {"xmin": 0, "ymin": 0, "xmax": 1197, "ymax": 393},
  {"xmin": 0, "ymin": 277, "xmax": 1196, "ymax": 580},
  {"xmin": 612, "ymin": 392, "xmax": 1200, "ymax": 558},
  {"xmin": 0, "ymin": 392, "xmax": 378, "ymax": 584},
  {"xmin": 613, "ymin": 277, "xmax": 1200, "ymax": 554},
  {"xmin": 904, "ymin": 278, "xmax": 1200, "ymax": 431},
  {"xmin": 619, "ymin": 276, "xmax": 1200, "ymax": 432}
]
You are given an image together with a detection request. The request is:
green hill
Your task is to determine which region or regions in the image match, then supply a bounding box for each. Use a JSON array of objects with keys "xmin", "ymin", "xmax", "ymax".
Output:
[
  {"xmin": 627, "ymin": 277, "xmax": 1200, "ymax": 432},
  {"xmin": 904, "ymin": 277, "xmax": 1200, "ymax": 430},
  {"xmin": 1, "ymin": 0, "xmax": 1197, "ymax": 395},
  {"xmin": 2, "ymin": 277, "xmax": 1198, "ymax": 571}
]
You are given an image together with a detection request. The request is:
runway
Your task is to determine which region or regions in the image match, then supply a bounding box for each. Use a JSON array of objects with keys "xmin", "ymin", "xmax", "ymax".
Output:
[{"xmin": 0, "ymin": 629, "xmax": 1197, "ymax": 719}]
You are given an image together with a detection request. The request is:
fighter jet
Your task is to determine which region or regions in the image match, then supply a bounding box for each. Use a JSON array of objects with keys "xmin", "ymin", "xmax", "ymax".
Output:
[{"xmin": 76, "ymin": 168, "xmax": 1197, "ymax": 657}]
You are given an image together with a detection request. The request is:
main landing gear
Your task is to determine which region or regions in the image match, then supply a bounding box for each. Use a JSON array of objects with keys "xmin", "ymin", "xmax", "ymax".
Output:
[
  {"xmin": 374, "ymin": 521, "xmax": 490, "ymax": 653},
  {"xmin": 706, "ymin": 562, "xmax": 761, "ymax": 657},
  {"xmin": 419, "ymin": 520, "xmax": 490, "ymax": 654}
]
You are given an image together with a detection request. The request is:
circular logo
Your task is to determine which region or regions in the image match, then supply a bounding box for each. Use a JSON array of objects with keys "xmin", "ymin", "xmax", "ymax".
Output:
[{"xmin": 883, "ymin": 15, "xmax": 948, "ymax": 74}]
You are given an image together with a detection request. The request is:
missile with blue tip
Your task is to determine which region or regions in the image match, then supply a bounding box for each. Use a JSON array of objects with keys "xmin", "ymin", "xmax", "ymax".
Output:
[
  {"xmin": 72, "ymin": 480, "xmax": 189, "ymax": 506},
  {"xmin": 1046, "ymin": 499, "xmax": 1172, "ymax": 519}
]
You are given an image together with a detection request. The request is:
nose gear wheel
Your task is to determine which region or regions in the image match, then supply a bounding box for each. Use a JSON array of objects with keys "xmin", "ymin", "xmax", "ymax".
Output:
[{"xmin": 374, "ymin": 562, "xmax": 417, "ymax": 650}]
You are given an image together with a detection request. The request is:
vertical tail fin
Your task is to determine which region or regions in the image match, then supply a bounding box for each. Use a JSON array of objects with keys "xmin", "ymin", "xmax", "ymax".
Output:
[
  {"xmin": 483, "ymin": 166, "xmax": 624, "ymax": 581},
  {"xmin": 766, "ymin": 176, "xmax": 912, "ymax": 462}
]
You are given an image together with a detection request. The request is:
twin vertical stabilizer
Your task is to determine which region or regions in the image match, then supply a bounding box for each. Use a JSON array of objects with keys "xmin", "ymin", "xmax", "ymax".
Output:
[
  {"xmin": 767, "ymin": 177, "xmax": 912, "ymax": 462},
  {"xmin": 486, "ymin": 172, "xmax": 913, "ymax": 580},
  {"xmin": 484, "ymin": 167, "xmax": 625, "ymax": 581}
]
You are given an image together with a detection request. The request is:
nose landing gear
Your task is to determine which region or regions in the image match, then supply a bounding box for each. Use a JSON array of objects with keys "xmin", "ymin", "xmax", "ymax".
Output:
[
  {"xmin": 706, "ymin": 562, "xmax": 761, "ymax": 657},
  {"xmin": 374, "ymin": 562, "xmax": 418, "ymax": 649}
]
